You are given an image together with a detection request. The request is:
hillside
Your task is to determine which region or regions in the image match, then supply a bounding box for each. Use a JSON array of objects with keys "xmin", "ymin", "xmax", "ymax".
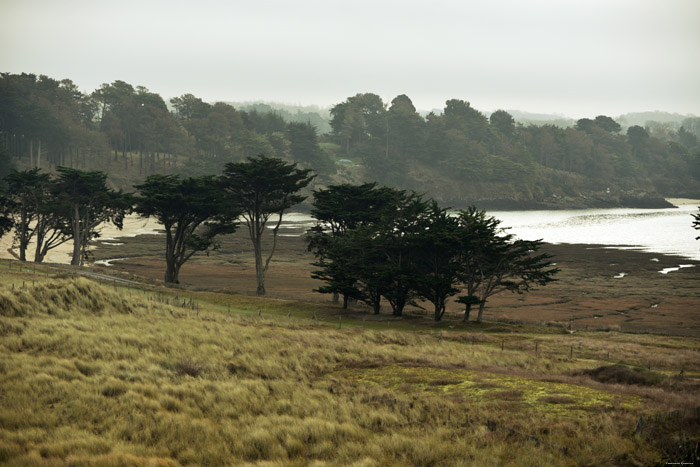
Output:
[
  {"xmin": 3, "ymin": 73, "xmax": 700, "ymax": 210},
  {"xmin": 1, "ymin": 260, "xmax": 699, "ymax": 465}
]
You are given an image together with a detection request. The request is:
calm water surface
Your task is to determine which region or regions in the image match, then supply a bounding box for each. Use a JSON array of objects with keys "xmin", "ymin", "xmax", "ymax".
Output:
[{"xmin": 490, "ymin": 200, "xmax": 700, "ymax": 261}]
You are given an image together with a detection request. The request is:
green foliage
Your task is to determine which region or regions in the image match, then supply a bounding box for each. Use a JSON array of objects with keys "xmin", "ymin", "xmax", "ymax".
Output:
[
  {"xmin": 308, "ymin": 183, "xmax": 405, "ymax": 310},
  {"xmin": 408, "ymin": 201, "xmax": 463, "ymax": 321},
  {"xmin": 241, "ymin": 108, "xmax": 287, "ymax": 134},
  {"xmin": 286, "ymin": 121, "xmax": 335, "ymax": 175},
  {"xmin": 594, "ymin": 115, "xmax": 622, "ymax": 133},
  {"xmin": 490, "ymin": 110, "xmax": 516, "ymax": 138}
]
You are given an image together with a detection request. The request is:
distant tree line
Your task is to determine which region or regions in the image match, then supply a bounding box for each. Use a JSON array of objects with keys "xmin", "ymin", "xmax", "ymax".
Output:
[
  {"xmin": 327, "ymin": 93, "xmax": 700, "ymax": 193},
  {"xmin": 3, "ymin": 73, "xmax": 700, "ymax": 205},
  {"xmin": 0, "ymin": 73, "xmax": 335, "ymax": 182},
  {"xmin": 307, "ymin": 183, "xmax": 558, "ymax": 322}
]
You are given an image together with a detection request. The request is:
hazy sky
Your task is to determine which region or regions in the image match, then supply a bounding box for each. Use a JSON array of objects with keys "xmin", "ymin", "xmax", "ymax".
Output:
[{"xmin": 2, "ymin": 0, "xmax": 699, "ymax": 118}]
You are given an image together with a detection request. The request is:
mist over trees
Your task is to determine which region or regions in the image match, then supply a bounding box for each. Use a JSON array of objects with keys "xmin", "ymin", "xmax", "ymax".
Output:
[{"xmin": 1, "ymin": 72, "xmax": 700, "ymax": 208}]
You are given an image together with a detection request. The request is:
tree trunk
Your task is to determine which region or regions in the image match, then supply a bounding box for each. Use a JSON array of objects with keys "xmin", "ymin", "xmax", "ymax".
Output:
[
  {"xmin": 373, "ymin": 297, "xmax": 381, "ymax": 315},
  {"xmin": 254, "ymin": 235, "xmax": 265, "ymax": 295},
  {"xmin": 332, "ymin": 292, "xmax": 339, "ymax": 304},
  {"xmin": 392, "ymin": 300, "xmax": 404, "ymax": 317},
  {"xmin": 34, "ymin": 225, "xmax": 45, "ymax": 263},
  {"xmin": 71, "ymin": 205, "xmax": 81, "ymax": 266},
  {"xmin": 18, "ymin": 208, "xmax": 28, "ymax": 262},
  {"xmin": 476, "ymin": 301, "xmax": 486, "ymax": 323},
  {"xmin": 342, "ymin": 294, "xmax": 349, "ymax": 309},
  {"xmin": 164, "ymin": 261, "xmax": 180, "ymax": 284},
  {"xmin": 434, "ymin": 302, "xmax": 444, "ymax": 322},
  {"xmin": 163, "ymin": 229, "xmax": 180, "ymax": 283},
  {"xmin": 34, "ymin": 242, "xmax": 47, "ymax": 263},
  {"xmin": 463, "ymin": 303, "xmax": 472, "ymax": 321}
]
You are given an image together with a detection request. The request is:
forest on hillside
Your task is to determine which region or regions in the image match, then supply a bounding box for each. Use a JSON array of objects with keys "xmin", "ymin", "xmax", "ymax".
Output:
[{"xmin": 1, "ymin": 72, "xmax": 699, "ymax": 208}]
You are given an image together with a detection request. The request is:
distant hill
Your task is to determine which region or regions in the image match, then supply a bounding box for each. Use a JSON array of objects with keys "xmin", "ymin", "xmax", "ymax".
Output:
[
  {"xmin": 503, "ymin": 110, "xmax": 575, "ymax": 128},
  {"xmin": 616, "ymin": 111, "xmax": 698, "ymax": 128},
  {"xmin": 227, "ymin": 101, "xmax": 332, "ymax": 134}
]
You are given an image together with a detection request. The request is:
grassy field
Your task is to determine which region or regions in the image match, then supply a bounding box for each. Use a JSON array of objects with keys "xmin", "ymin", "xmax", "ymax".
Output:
[{"xmin": 1, "ymin": 259, "xmax": 699, "ymax": 465}]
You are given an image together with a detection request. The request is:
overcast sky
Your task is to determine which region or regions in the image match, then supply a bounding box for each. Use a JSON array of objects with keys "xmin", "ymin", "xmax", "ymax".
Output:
[{"xmin": 1, "ymin": 0, "xmax": 699, "ymax": 118}]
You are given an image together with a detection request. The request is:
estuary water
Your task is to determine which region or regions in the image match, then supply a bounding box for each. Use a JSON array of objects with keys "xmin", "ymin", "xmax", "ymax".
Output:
[{"xmin": 489, "ymin": 199, "xmax": 700, "ymax": 261}]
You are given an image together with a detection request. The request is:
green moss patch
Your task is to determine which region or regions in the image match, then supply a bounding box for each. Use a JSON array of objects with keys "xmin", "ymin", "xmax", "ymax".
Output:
[{"xmin": 335, "ymin": 364, "xmax": 641, "ymax": 416}]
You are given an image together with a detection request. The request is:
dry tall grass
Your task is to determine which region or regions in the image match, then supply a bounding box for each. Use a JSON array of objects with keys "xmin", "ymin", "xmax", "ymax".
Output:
[{"xmin": 0, "ymin": 261, "xmax": 698, "ymax": 465}]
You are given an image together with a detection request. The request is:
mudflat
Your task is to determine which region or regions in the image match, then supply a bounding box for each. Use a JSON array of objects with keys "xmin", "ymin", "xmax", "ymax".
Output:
[{"xmin": 90, "ymin": 227, "xmax": 700, "ymax": 337}]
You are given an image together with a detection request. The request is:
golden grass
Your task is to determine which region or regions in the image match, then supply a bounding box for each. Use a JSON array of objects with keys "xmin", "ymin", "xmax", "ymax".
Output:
[{"xmin": 0, "ymin": 260, "xmax": 698, "ymax": 465}]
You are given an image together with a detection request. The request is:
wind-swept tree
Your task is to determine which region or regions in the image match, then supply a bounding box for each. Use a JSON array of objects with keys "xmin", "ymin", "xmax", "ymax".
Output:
[
  {"xmin": 221, "ymin": 155, "xmax": 313, "ymax": 295},
  {"xmin": 134, "ymin": 174, "xmax": 240, "ymax": 284},
  {"xmin": 693, "ymin": 208, "xmax": 700, "ymax": 240},
  {"xmin": 456, "ymin": 208, "xmax": 559, "ymax": 323},
  {"xmin": 53, "ymin": 167, "xmax": 131, "ymax": 266}
]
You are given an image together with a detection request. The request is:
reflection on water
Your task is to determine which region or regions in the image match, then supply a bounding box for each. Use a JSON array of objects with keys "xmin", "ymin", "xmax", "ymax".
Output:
[{"xmin": 489, "ymin": 201, "xmax": 700, "ymax": 261}]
